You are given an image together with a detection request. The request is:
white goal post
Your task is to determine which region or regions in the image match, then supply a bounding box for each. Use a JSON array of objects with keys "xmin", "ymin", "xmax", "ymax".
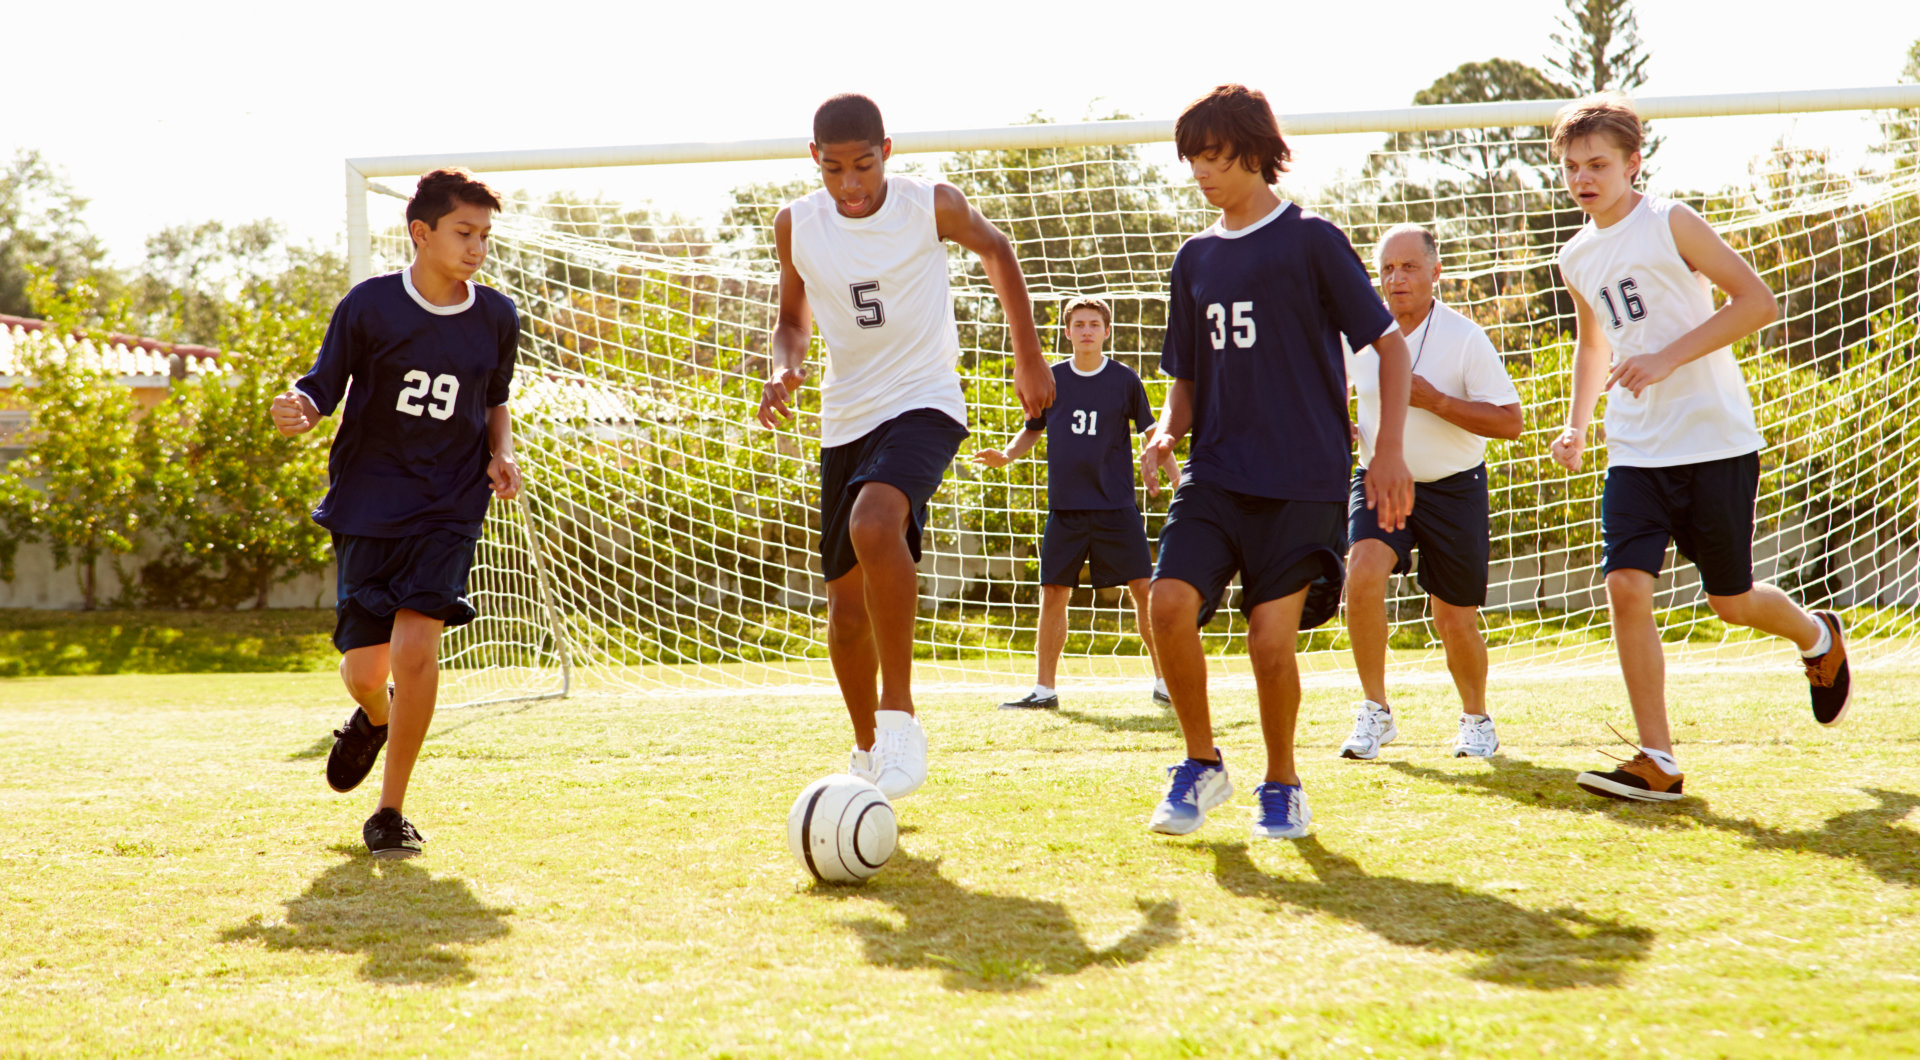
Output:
[{"xmin": 339, "ymin": 84, "xmax": 1920, "ymax": 706}]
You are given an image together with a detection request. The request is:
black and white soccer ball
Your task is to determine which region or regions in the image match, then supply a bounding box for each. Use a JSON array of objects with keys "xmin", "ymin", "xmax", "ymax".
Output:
[{"xmin": 787, "ymin": 774, "xmax": 896, "ymax": 883}]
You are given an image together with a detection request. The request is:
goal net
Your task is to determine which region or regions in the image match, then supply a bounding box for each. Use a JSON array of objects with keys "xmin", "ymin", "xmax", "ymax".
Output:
[{"xmin": 351, "ymin": 89, "xmax": 1920, "ymax": 704}]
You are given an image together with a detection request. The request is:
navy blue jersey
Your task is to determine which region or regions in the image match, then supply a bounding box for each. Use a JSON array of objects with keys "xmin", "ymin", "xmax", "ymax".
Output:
[
  {"xmin": 1161, "ymin": 202, "xmax": 1393, "ymax": 501},
  {"xmin": 1024, "ymin": 357, "xmax": 1155, "ymax": 511},
  {"xmin": 295, "ymin": 270, "xmax": 518, "ymax": 539}
]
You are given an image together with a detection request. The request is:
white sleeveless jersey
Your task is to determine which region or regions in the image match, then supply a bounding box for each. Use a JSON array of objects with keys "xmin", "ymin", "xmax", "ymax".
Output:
[
  {"xmin": 1558, "ymin": 193, "xmax": 1762, "ymax": 467},
  {"xmin": 789, "ymin": 175, "xmax": 966, "ymax": 447}
]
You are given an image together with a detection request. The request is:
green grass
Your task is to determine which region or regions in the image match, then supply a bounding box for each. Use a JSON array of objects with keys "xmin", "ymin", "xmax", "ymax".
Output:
[
  {"xmin": 3, "ymin": 668, "xmax": 1919, "ymax": 1057},
  {"xmin": 0, "ymin": 609, "xmax": 336, "ymax": 676}
]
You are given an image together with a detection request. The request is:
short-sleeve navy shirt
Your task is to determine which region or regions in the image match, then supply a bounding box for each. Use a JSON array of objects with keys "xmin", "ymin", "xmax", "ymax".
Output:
[
  {"xmin": 294, "ymin": 270, "xmax": 519, "ymax": 539},
  {"xmin": 1160, "ymin": 202, "xmax": 1393, "ymax": 501},
  {"xmin": 1023, "ymin": 357, "xmax": 1156, "ymax": 511}
]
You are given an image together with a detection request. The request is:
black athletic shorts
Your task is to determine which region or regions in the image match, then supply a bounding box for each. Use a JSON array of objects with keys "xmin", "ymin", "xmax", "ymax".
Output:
[
  {"xmin": 332, "ymin": 529, "xmax": 480, "ymax": 652},
  {"xmin": 1040, "ymin": 507, "xmax": 1152, "ymax": 589},
  {"xmin": 1602, "ymin": 451, "xmax": 1760, "ymax": 597},
  {"xmin": 819, "ymin": 408, "xmax": 970, "ymax": 583},
  {"xmin": 1347, "ymin": 463, "xmax": 1492, "ymax": 608},
  {"xmin": 1153, "ymin": 481, "xmax": 1345, "ymax": 630}
]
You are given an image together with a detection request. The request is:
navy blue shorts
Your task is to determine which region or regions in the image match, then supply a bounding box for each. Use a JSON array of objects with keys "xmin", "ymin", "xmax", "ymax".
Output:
[
  {"xmin": 1602, "ymin": 451, "xmax": 1760, "ymax": 597},
  {"xmin": 1153, "ymin": 481, "xmax": 1345, "ymax": 630},
  {"xmin": 819, "ymin": 408, "xmax": 970, "ymax": 583},
  {"xmin": 1347, "ymin": 463, "xmax": 1492, "ymax": 608},
  {"xmin": 1040, "ymin": 508, "xmax": 1152, "ymax": 589},
  {"xmin": 332, "ymin": 530, "xmax": 480, "ymax": 653}
]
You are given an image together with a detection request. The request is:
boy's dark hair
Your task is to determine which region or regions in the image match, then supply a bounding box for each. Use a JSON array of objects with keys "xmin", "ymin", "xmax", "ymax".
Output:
[
  {"xmin": 405, "ymin": 168, "xmax": 503, "ymax": 235},
  {"xmin": 1175, "ymin": 84, "xmax": 1291, "ymax": 185},
  {"xmin": 814, "ymin": 93, "xmax": 886, "ymax": 146},
  {"xmin": 1060, "ymin": 295, "xmax": 1112, "ymax": 329}
]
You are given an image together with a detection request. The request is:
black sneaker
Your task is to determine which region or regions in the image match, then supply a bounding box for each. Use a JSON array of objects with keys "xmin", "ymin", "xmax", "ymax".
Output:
[
  {"xmin": 326, "ymin": 704, "xmax": 388, "ymax": 793},
  {"xmin": 363, "ymin": 807, "xmax": 425, "ymax": 860},
  {"xmin": 1803, "ymin": 610, "xmax": 1852, "ymax": 726},
  {"xmin": 998, "ymin": 691, "xmax": 1060, "ymax": 710}
]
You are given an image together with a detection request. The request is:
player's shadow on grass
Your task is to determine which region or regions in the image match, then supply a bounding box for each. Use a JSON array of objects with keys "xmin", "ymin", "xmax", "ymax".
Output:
[
  {"xmin": 814, "ymin": 851, "xmax": 1180, "ymax": 992},
  {"xmin": 1389, "ymin": 758, "xmax": 1920, "ymax": 889},
  {"xmin": 220, "ymin": 847, "xmax": 512, "ymax": 983},
  {"xmin": 1056, "ymin": 706, "xmax": 1251, "ymax": 737},
  {"xmin": 1204, "ymin": 839, "xmax": 1652, "ymax": 989}
]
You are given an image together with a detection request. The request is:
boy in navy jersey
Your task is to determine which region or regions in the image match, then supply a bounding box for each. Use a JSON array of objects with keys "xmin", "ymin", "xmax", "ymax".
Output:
[
  {"xmin": 271, "ymin": 168, "xmax": 522, "ymax": 859},
  {"xmin": 1140, "ymin": 85, "xmax": 1413, "ymax": 840},
  {"xmin": 1547, "ymin": 95, "xmax": 1850, "ymax": 803},
  {"xmin": 974, "ymin": 295, "xmax": 1169, "ymax": 709}
]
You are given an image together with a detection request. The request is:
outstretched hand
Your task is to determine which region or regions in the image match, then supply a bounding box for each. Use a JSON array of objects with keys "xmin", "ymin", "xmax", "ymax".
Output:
[
  {"xmin": 271, "ymin": 389, "xmax": 320, "ymax": 436},
  {"xmin": 972, "ymin": 448, "xmax": 1013, "ymax": 469}
]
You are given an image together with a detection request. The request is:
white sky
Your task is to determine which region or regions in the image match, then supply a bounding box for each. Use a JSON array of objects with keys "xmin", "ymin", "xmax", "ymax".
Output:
[{"xmin": 7, "ymin": 0, "xmax": 1914, "ymax": 267}]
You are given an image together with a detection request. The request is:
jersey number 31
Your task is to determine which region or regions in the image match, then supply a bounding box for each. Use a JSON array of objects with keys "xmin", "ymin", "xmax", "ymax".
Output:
[{"xmin": 396, "ymin": 370, "xmax": 459, "ymax": 420}]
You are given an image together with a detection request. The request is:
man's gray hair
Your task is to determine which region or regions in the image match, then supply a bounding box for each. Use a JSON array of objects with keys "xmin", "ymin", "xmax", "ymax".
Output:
[{"xmin": 1375, "ymin": 223, "xmax": 1439, "ymax": 267}]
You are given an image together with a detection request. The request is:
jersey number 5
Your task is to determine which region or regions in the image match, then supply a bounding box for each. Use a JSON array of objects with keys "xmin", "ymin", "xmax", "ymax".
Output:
[
  {"xmin": 850, "ymin": 282, "xmax": 885, "ymax": 329},
  {"xmin": 396, "ymin": 370, "xmax": 459, "ymax": 421},
  {"xmin": 1206, "ymin": 301, "xmax": 1256, "ymax": 349}
]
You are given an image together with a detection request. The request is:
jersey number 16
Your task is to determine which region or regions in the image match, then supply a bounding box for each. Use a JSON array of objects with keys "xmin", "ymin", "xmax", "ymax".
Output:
[{"xmin": 396, "ymin": 370, "xmax": 459, "ymax": 421}]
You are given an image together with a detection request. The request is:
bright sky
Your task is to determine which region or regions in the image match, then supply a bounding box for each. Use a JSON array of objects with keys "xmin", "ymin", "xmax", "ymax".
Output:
[{"xmin": 8, "ymin": 0, "xmax": 1913, "ymax": 267}]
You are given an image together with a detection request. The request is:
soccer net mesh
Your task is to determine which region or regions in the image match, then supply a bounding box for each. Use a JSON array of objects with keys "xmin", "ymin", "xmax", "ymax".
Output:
[{"xmin": 361, "ymin": 100, "xmax": 1920, "ymax": 705}]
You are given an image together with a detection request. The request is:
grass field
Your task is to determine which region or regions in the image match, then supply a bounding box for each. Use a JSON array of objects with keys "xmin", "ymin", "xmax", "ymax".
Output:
[{"xmin": 3, "ymin": 665, "xmax": 1918, "ymax": 1058}]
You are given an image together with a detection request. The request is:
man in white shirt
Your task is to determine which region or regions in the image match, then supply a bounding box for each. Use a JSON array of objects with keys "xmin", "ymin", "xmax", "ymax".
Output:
[{"xmin": 1341, "ymin": 225, "xmax": 1523, "ymax": 761}]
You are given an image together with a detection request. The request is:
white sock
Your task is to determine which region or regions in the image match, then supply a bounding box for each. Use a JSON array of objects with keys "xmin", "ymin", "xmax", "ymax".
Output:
[
  {"xmin": 1153, "ymin": 678, "xmax": 1168, "ymax": 694},
  {"xmin": 1463, "ymin": 713, "xmax": 1491, "ymax": 725},
  {"xmin": 1640, "ymin": 747, "xmax": 1681, "ymax": 775},
  {"xmin": 1032, "ymin": 684, "xmax": 1056, "ymax": 699},
  {"xmin": 1801, "ymin": 618, "xmax": 1832, "ymax": 659}
]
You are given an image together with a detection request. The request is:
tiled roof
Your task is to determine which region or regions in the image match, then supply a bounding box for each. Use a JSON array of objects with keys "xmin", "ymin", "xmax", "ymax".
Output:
[{"xmin": 0, "ymin": 315, "xmax": 224, "ymax": 385}]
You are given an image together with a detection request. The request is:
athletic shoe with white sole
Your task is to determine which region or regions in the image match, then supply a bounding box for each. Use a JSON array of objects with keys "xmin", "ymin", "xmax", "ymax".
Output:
[
  {"xmin": 1804, "ymin": 610, "xmax": 1852, "ymax": 726},
  {"xmin": 1147, "ymin": 752, "xmax": 1232, "ymax": 835},
  {"xmin": 868, "ymin": 710, "xmax": 928, "ymax": 800},
  {"xmin": 1250, "ymin": 781, "xmax": 1311, "ymax": 839},
  {"xmin": 1339, "ymin": 701, "xmax": 1398, "ymax": 760},
  {"xmin": 363, "ymin": 807, "xmax": 425, "ymax": 859},
  {"xmin": 1453, "ymin": 714, "xmax": 1500, "ymax": 758},
  {"xmin": 1576, "ymin": 752, "xmax": 1685, "ymax": 802},
  {"xmin": 998, "ymin": 691, "xmax": 1060, "ymax": 710},
  {"xmin": 1151, "ymin": 684, "xmax": 1172, "ymax": 708}
]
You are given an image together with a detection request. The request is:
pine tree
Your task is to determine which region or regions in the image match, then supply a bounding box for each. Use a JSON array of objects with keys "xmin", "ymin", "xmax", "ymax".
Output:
[{"xmin": 1548, "ymin": 0, "xmax": 1652, "ymax": 96}]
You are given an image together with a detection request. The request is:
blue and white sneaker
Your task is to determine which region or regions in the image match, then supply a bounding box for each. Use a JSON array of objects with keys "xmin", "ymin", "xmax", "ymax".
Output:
[
  {"xmin": 1147, "ymin": 752, "xmax": 1232, "ymax": 835},
  {"xmin": 1250, "ymin": 782, "xmax": 1311, "ymax": 840}
]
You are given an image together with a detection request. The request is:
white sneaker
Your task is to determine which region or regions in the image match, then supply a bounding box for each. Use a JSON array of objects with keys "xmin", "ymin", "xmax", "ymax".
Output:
[
  {"xmin": 868, "ymin": 710, "xmax": 928, "ymax": 800},
  {"xmin": 1339, "ymin": 700, "xmax": 1397, "ymax": 760},
  {"xmin": 1453, "ymin": 714, "xmax": 1500, "ymax": 758}
]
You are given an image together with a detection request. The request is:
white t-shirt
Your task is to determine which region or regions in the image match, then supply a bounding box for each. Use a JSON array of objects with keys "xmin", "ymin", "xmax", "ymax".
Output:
[
  {"xmin": 1558, "ymin": 193, "xmax": 1763, "ymax": 467},
  {"xmin": 1348, "ymin": 300, "xmax": 1520, "ymax": 482},
  {"xmin": 788, "ymin": 175, "xmax": 967, "ymax": 448}
]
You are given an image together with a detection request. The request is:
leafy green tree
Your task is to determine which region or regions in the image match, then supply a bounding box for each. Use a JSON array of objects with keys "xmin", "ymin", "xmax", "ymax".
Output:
[
  {"xmin": 140, "ymin": 282, "xmax": 335, "ymax": 609},
  {"xmin": 1548, "ymin": 0, "xmax": 1651, "ymax": 95},
  {"xmin": 0, "ymin": 273, "xmax": 148, "ymax": 609},
  {"xmin": 0, "ymin": 150, "xmax": 112, "ymax": 318},
  {"xmin": 132, "ymin": 219, "xmax": 347, "ymax": 346},
  {"xmin": 1875, "ymin": 38, "xmax": 1920, "ymax": 175}
]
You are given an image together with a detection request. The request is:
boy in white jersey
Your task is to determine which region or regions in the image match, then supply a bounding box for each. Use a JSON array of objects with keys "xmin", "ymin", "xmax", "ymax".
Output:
[
  {"xmin": 757, "ymin": 94, "xmax": 1054, "ymax": 800},
  {"xmin": 1548, "ymin": 94, "xmax": 1852, "ymax": 803},
  {"xmin": 1342, "ymin": 225, "xmax": 1522, "ymax": 762}
]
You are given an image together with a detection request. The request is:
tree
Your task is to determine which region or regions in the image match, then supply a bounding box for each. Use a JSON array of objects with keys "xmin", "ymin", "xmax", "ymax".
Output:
[
  {"xmin": 0, "ymin": 150, "xmax": 111, "ymax": 318},
  {"xmin": 1548, "ymin": 0, "xmax": 1651, "ymax": 96},
  {"xmin": 0, "ymin": 273, "xmax": 149, "ymax": 609},
  {"xmin": 140, "ymin": 281, "xmax": 335, "ymax": 609},
  {"xmin": 1875, "ymin": 38, "xmax": 1920, "ymax": 176},
  {"xmin": 133, "ymin": 219, "xmax": 347, "ymax": 346}
]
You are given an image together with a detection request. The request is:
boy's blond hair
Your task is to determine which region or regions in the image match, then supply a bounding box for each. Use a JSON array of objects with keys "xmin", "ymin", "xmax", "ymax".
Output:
[
  {"xmin": 1550, "ymin": 92, "xmax": 1645, "ymax": 162},
  {"xmin": 1060, "ymin": 295, "xmax": 1112, "ymax": 329}
]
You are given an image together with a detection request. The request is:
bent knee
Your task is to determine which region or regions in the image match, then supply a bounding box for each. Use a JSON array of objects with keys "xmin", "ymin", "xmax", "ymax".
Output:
[
  {"xmin": 1149, "ymin": 580, "xmax": 1200, "ymax": 634},
  {"xmin": 1706, "ymin": 592, "xmax": 1753, "ymax": 625}
]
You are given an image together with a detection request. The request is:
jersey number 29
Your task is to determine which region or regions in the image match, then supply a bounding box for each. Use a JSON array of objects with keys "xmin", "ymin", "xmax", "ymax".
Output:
[
  {"xmin": 396, "ymin": 370, "xmax": 458, "ymax": 420},
  {"xmin": 1206, "ymin": 301, "xmax": 1256, "ymax": 349}
]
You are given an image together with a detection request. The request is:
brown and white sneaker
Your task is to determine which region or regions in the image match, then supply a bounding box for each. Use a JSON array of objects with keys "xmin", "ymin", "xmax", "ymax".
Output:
[
  {"xmin": 1803, "ymin": 610, "xmax": 1853, "ymax": 726},
  {"xmin": 1577, "ymin": 753, "xmax": 1685, "ymax": 802}
]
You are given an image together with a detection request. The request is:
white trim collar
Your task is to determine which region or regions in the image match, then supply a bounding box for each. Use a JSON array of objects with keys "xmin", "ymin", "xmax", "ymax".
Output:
[
  {"xmin": 401, "ymin": 265, "xmax": 476, "ymax": 316},
  {"xmin": 1067, "ymin": 355, "xmax": 1109, "ymax": 377},
  {"xmin": 1207, "ymin": 199, "xmax": 1293, "ymax": 240}
]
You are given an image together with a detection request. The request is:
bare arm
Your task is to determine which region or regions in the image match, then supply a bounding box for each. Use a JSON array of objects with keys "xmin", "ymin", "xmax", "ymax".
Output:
[
  {"xmin": 933, "ymin": 183, "xmax": 1053, "ymax": 419},
  {"xmin": 486, "ymin": 404, "xmax": 522, "ymax": 500},
  {"xmin": 1552, "ymin": 282, "xmax": 1613, "ymax": 472},
  {"xmin": 1412, "ymin": 378, "xmax": 1524, "ymax": 440},
  {"xmin": 1606, "ymin": 204, "xmax": 1778, "ymax": 397},
  {"xmin": 756, "ymin": 207, "xmax": 813, "ymax": 429},
  {"xmin": 1139, "ymin": 378, "xmax": 1193, "ymax": 499},
  {"xmin": 972, "ymin": 427, "xmax": 1042, "ymax": 468},
  {"xmin": 1364, "ymin": 327, "xmax": 1414, "ymax": 531}
]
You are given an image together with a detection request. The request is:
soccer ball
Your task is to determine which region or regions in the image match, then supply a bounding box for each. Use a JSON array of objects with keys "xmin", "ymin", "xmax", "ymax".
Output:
[{"xmin": 787, "ymin": 774, "xmax": 897, "ymax": 883}]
